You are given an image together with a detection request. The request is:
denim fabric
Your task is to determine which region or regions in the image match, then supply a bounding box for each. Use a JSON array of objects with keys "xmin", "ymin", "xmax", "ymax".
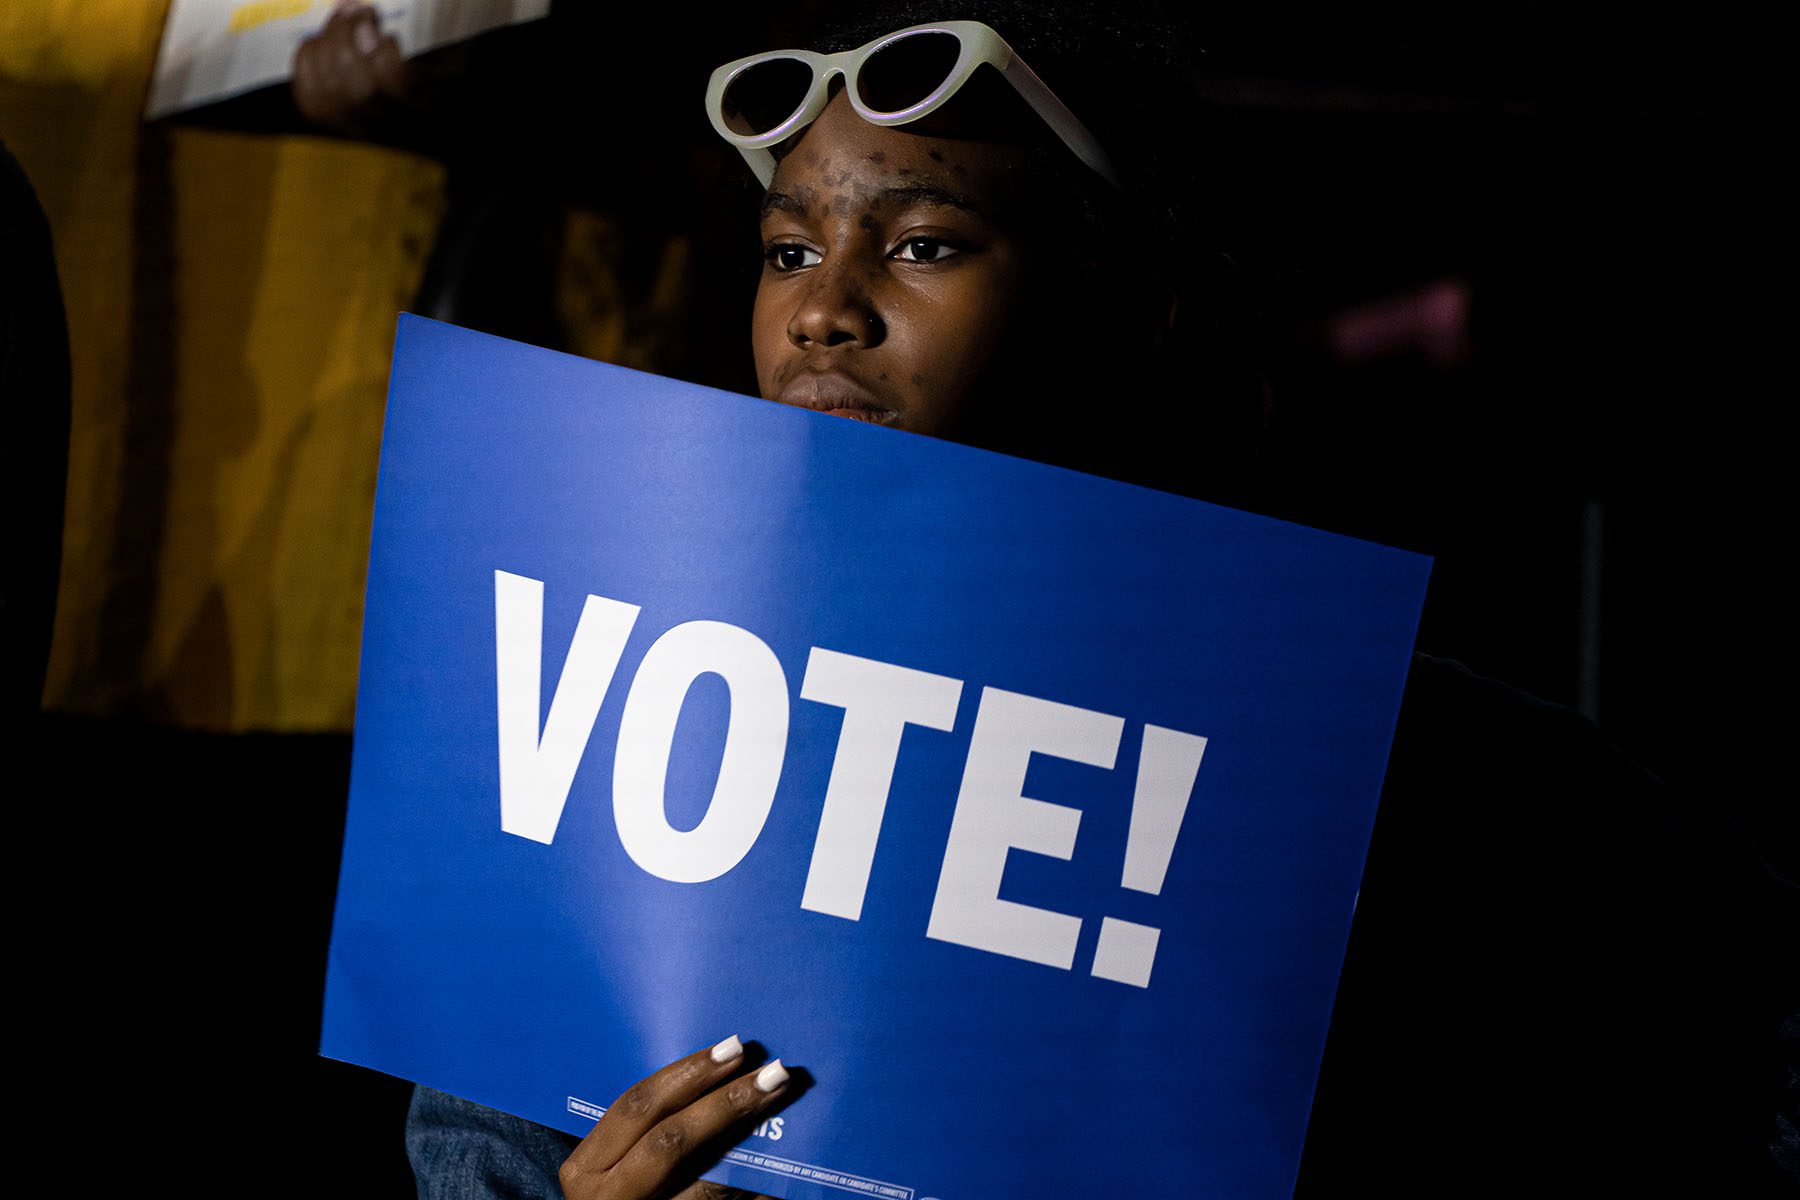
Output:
[{"xmin": 407, "ymin": 1085, "xmax": 580, "ymax": 1200}]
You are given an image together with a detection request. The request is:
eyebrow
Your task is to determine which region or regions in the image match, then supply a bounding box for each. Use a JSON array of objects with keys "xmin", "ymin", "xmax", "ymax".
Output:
[
  {"xmin": 879, "ymin": 184, "xmax": 983, "ymax": 215},
  {"xmin": 759, "ymin": 183, "xmax": 985, "ymax": 221},
  {"xmin": 761, "ymin": 190, "xmax": 809, "ymax": 219}
]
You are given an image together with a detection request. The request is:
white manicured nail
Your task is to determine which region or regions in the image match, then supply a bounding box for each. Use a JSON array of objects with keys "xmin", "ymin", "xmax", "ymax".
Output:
[
  {"xmin": 711, "ymin": 1035, "xmax": 743, "ymax": 1064},
  {"xmin": 754, "ymin": 1059, "xmax": 788, "ymax": 1092}
]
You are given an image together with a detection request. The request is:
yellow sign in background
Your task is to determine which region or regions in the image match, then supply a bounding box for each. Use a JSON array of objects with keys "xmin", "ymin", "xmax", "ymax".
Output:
[{"xmin": 3, "ymin": 0, "xmax": 447, "ymax": 730}]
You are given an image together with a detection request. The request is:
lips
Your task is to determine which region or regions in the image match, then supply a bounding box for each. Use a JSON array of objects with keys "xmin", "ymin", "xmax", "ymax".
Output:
[{"xmin": 776, "ymin": 371, "xmax": 901, "ymax": 425}]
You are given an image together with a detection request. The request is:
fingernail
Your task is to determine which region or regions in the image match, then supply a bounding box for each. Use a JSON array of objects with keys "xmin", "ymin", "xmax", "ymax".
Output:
[
  {"xmin": 353, "ymin": 19, "xmax": 380, "ymax": 55},
  {"xmin": 710, "ymin": 1034, "xmax": 743, "ymax": 1064},
  {"xmin": 754, "ymin": 1059, "xmax": 788, "ymax": 1093}
]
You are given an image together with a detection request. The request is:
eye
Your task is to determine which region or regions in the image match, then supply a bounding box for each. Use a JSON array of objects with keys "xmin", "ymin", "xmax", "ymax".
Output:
[
  {"xmin": 765, "ymin": 243, "xmax": 822, "ymax": 272},
  {"xmin": 891, "ymin": 237, "xmax": 960, "ymax": 263}
]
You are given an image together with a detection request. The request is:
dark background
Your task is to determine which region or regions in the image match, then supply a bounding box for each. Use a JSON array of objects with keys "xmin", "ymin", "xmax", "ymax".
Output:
[{"xmin": 10, "ymin": 2, "xmax": 1793, "ymax": 1195}]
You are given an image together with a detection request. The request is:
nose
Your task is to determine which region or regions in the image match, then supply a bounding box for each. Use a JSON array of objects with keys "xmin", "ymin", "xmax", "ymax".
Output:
[{"xmin": 787, "ymin": 260, "xmax": 885, "ymax": 350}]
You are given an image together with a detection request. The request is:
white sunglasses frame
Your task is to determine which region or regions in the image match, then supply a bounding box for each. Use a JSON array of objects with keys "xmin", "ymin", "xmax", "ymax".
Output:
[{"xmin": 705, "ymin": 20, "xmax": 1122, "ymax": 191}]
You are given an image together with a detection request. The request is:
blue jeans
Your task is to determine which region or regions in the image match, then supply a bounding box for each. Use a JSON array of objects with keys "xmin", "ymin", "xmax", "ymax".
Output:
[{"xmin": 406, "ymin": 1085, "xmax": 580, "ymax": 1200}]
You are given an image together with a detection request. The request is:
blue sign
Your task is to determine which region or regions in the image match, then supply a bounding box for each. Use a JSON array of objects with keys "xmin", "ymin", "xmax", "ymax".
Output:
[{"xmin": 322, "ymin": 315, "xmax": 1430, "ymax": 1200}]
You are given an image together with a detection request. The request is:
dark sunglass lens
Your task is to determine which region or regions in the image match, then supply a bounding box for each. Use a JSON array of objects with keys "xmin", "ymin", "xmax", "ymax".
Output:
[
  {"xmin": 721, "ymin": 56, "xmax": 815, "ymax": 136},
  {"xmin": 855, "ymin": 31, "xmax": 961, "ymax": 114}
]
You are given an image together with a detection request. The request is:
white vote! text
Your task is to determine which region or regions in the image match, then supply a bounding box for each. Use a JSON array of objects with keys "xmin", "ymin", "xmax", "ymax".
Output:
[{"xmin": 493, "ymin": 571, "xmax": 1206, "ymax": 987}]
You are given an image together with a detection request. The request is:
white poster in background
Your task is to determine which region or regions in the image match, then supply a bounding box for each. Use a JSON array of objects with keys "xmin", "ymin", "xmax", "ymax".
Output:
[{"xmin": 146, "ymin": 0, "xmax": 551, "ymax": 119}]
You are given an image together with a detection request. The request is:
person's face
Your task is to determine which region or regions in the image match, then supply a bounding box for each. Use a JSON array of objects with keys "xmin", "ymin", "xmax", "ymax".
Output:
[{"xmin": 751, "ymin": 89, "xmax": 1044, "ymax": 440}]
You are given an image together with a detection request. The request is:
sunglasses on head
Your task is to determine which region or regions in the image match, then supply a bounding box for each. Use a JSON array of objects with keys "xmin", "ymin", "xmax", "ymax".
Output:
[{"xmin": 705, "ymin": 20, "xmax": 1122, "ymax": 191}]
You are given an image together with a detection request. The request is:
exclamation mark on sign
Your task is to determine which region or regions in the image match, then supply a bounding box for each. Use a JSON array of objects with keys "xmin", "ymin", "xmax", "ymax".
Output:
[{"xmin": 1091, "ymin": 724, "xmax": 1208, "ymax": 988}]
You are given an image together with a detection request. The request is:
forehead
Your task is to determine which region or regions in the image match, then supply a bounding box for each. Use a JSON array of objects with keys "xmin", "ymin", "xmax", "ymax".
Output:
[{"xmin": 765, "ymin": 91, "xmax": 1030, "ymax": 218}]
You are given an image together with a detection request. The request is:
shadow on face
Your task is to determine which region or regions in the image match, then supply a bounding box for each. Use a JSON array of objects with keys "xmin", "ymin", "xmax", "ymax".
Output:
[{"xmin": 751, "ymin": 79, "xmax": 1156, "ymax": 458}]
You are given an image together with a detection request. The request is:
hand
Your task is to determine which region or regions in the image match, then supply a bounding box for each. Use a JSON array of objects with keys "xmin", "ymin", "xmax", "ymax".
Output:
[
  {"xmin": 559, "ymin": 1036, "xmax": 792, "ymax": 1200},
  {"xmin": 291, "ymin": 1, "xmax": 413, "ymax": 137}
]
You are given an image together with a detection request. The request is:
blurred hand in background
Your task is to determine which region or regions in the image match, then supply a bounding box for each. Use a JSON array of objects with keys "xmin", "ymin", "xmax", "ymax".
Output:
[{"xmin": 293, "ymin": 1, "xmax": 416, "ymax": 140}]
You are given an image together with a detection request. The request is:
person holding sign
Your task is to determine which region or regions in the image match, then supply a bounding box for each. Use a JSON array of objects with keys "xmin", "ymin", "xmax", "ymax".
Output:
[
  {"xmin": 399, "ymin": 4, "xmax": 1795, "ymax": 1199},
  {"xmin": 407, "ymin": 8, "xmax": 1249, "ymax": 1197}
]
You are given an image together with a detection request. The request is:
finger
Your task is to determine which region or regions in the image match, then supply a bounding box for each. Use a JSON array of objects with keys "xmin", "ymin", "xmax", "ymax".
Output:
[
  {"xmin": 352, "ymin": 13, "xmax": 381, "ymax": 56},
  {"xmin": 369, "ymin": 34, "xmax": 410, "ymax": 99},
  {"xmin": 330, "ymin": 41, "xmax": 381, "ymax": 110},
  {"xmin": 566, "ymin": 1036, "xmax": 752, "ymax": 1175},
  {"xmin": 333, "ymin": 21, "xmax": 370, "ymax": 83},
  {"xmin": 318, "ymin": 1, "xmax": 371, "ymax": 46},
  {"xmin": 292, "ymin": 37, "xmax": 322, "ymax": 102},
  {"xmin": 293, "ymin": 37, "xmax": 349, "ymax": 125},
  {"xmin": 599, "ymin": 1061, "xmax": 792, "ymax": 1200}
]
